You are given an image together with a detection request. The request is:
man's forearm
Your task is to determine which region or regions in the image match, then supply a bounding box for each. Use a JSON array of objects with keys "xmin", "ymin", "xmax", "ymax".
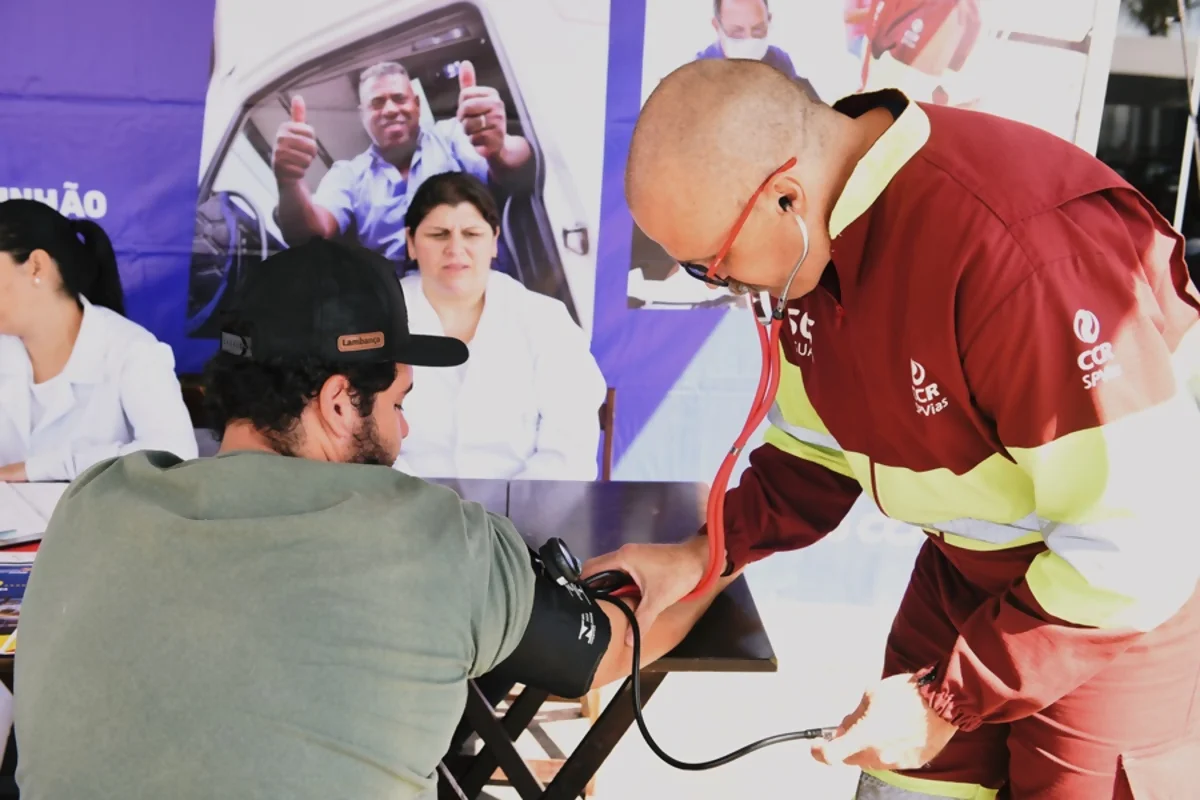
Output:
[
  {"xmin": 487, "ymin": 135, "xmax": 533, "ymax": 181},
  {"xmin": 276, "ymin": 182, "xmax": 337, "ymax": 244},
  {"xmin": 592, "ymin": 571, "xmax": 740, "ymax": 688},
  {"xmin": 719, "ymin": 443, "xmax": 862, "ymax": 573}
]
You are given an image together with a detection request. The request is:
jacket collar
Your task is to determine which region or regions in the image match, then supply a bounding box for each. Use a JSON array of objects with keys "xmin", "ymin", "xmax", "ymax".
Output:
[
  {"xmin": 58, "ymin": 297, "xmax": 108, "ymax": 385},
  {"xmin": 826, "ymin": 89, "xmax": 931, "ymax": 292}
]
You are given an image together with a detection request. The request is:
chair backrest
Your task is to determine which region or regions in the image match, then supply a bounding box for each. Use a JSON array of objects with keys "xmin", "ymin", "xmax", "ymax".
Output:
[{"xmin": 598, "ymin": 387, "xmax": 616, "ymax": 482}]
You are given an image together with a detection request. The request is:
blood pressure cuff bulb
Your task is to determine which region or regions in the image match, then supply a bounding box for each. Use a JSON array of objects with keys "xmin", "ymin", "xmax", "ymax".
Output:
[{"xmin": 489, "ymin": 546, "xmax": 612, "ymax": 699}]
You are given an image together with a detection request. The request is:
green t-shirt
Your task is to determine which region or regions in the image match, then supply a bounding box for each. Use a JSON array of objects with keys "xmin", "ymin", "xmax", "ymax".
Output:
[{"xmin": 13, "ymin": 450, "xmax": 535, "ymax": 800}]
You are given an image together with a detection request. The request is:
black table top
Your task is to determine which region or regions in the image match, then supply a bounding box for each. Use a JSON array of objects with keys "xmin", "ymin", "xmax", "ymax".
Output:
[
  {"xmin": 428, "ymin": 478, "xmax": 510, "ymax": 516},
  {"xmin": 0, "ymin": 480, "xmax": 777, "ymax": 680},
  {"xmin": 506, "ymin": 480, "xmax": 777, "ymax": 674}
]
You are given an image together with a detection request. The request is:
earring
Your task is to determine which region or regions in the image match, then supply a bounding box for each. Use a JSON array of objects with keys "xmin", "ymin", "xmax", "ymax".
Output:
[{"xmin": 33, "ymin": 277, "xmax": 40, "ymax": 285}]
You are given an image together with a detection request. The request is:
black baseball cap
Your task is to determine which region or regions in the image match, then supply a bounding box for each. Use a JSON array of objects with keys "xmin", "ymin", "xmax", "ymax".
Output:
[{"xmin": 219, "ymin": 237, "xmax": 468, "ymax": 368}]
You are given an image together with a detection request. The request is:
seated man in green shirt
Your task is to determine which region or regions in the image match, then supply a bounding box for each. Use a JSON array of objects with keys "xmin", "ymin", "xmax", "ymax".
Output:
[{"xmin": 12, "ymin": 238, "xmax": 732, "ymax": 800}]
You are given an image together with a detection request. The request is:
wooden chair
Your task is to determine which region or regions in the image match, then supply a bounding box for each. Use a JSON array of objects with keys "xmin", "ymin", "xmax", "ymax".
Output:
[
  {"xmin": 599, "ymin": 386, "xmax": 616, "ymax": 482},
  {"xmin": 436, "ymin": 761, "xmax": 470, "ymax": 800},
  {"xmin": 488, "ymin": 387, "xmax": 617, "ymax": 797}
]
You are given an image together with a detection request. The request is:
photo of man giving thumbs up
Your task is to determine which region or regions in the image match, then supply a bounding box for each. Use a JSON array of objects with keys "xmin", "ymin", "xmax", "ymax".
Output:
[{"xmin": 273, "ymin": 59, "xmax": 532, "ymax": 262}]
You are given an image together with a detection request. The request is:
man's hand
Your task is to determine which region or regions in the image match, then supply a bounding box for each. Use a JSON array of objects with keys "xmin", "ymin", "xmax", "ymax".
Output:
[
  {"xmin": 581, "ymin": 536, "xmax": 710, "ymax": 644},
  {"xmin": 273, "ymin": 95, "xmax": 319, "ymax": 185},
  {"xmin": 456, "ymin": 60, "xmax": 507, "ymax": 160},
  {"xmin": 0, "ymin": 463, "xmax": 28, "ymax": 483},
  {"xmin": 810, "ymin": 673, "xmax": 958, "ymax": 771}
]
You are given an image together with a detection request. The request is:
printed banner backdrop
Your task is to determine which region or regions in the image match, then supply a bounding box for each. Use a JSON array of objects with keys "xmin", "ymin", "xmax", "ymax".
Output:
[{"xmin": 0, "ymin": 0, "xmax": 1120, "ymax": 487}]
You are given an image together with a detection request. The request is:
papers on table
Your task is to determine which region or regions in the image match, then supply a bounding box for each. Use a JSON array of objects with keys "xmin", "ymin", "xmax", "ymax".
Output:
[
  {"xmin": 0, "ymin": 482, "xmax": 67, "ymax": 543},
  {"xmin": 13, "ymin": 482, "xmax": 67, "ymax": 521}
]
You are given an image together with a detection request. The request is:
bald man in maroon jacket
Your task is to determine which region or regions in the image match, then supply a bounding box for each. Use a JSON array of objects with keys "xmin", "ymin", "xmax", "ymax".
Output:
[{"xmin": 586, "ymin": 58, "xmax": 1200, "ymax": 799}]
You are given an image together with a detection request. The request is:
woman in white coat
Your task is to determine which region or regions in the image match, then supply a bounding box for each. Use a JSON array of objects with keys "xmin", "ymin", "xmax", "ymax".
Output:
[
  {"xmin": 393, "ymin": 172, "xmax": 607, "ymax": 480},
  {"xmin": 0, "ymin": 200, "xmax": 197, "ymax": 482}
]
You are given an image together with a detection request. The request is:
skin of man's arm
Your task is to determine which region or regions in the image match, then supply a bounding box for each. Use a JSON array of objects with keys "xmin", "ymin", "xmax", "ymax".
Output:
[
  {"xmin": 590, "ymin": 569, "xmax": 742, "ymax": 688},
  {"xmin": 489, "ymin": 135, "xmax": 534, "ymax": 178},
  {"xmin": 276, "ymin": 180, "xmax": 340, "ymax": 245}
]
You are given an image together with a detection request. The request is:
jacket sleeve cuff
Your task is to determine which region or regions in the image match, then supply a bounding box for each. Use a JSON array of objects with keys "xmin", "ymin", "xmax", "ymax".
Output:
[
  {"xmin": 916, "ymin": 664, "xmax": 982, "ymax": 733},
  {"xmin": 692, "ymin": 530, "xmax": 744, "ymax": 577},
  {"xmin": 916, "ymin": 580, "xmax": 1147, "ymax": 729},
  {"xmin": 714, "ymin": 522, "xmax": 774, "ymax": 575}
]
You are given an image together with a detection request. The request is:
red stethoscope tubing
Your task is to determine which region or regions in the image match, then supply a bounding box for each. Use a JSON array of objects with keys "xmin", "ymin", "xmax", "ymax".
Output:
[{"xmin": 683, "ymin": 302, "xmax": 783, "ymax": 601}]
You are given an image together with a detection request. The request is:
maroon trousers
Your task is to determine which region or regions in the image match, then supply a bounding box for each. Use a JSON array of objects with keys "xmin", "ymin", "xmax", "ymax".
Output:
[{"xmin": 883, "ymin": 538, "xmax": 1200, "ymax": 799}]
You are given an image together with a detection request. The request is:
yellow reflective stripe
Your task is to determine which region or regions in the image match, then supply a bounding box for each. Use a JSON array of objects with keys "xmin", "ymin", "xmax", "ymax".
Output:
[
  {"xmin": 1007, "ymin": 392, "xmax": 1199, "ymax": 524},
  {"xmin": 1024, "ymin": 550, "xmax": 1147, "ymax": 629},
  {"xmin": 769, "ymin": 350, "xmax": 854, "ymax": 479},
  {"xmin": 829, "ymin": 98, "xmax": 930, "ymax": 239},
  {"xmin": 861, "ymin": 769, "xmax": 999, "ymax": 799},
  {"xmin": 872, "ymin": 453, "xmax": 1034, "ymax": 527},
  {"xmin": 1010, "ymin": 390, "xmax": 1200, "ymax": 629},
  {"xmin": 922, "ymin": 511, "xmax": 1045, "ymax": 551},
  {"xmin": 775, "ymin": 347, "xmax": 835, "ymax": 435},
  {"xmin": 843, "ymin": 451, "xmax": 876, "ymax": 497},
  {"xmin": 764, "ymin": 426, "xmax": 855, "ymax": 478},
  {"xmin": 932, "ymin": 530, "xmax": 1043, "ymax": 552},
  {"xmin": 766, "ymin": 403, "xmax": 841, "ymax": 450},
  {"xmin": 925, "ymin": 512, "xmax": 1040, "ymax": 543}
]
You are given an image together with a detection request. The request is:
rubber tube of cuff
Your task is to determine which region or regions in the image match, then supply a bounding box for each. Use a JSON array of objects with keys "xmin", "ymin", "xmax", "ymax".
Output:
[
  {"xmin": 682, "ymin": 313, "xmax": 783, "ymax": 602},
  {"xmin": 586, "ymin": 583, "xmax": 836, "ymax": 769}
]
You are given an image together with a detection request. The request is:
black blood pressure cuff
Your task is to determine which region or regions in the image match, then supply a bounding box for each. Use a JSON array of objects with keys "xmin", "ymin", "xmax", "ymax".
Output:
[{"xmin": 489, "ymin": 548, "xmax": 612, "ymax": 699}]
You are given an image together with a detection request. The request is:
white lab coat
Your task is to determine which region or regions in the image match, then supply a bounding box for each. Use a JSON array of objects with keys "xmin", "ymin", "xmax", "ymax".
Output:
[
  {"xmin": 0, "ymin": 298, "xmax": 198, "ymax": 481},
  {"xmin": 395, "ymin": 271, "xmax": 606, "ymax": 480}
]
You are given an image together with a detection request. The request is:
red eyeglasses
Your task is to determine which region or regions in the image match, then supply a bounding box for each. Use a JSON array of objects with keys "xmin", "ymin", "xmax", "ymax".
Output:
[{"xmin": 678, "ymin": 157, "xmax": 797, "ymax": 287}]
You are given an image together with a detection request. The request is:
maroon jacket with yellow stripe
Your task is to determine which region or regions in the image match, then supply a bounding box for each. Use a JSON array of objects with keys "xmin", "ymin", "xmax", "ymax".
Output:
[{"xmin": 715, "ymin": 91, "xmax": 1200, "ymax": 730}]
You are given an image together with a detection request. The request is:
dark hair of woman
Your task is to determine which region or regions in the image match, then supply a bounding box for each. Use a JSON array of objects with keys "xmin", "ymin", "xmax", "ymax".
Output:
[
  {"xmin": 0, "ymin": 199, "xmax": 125, "ymax": 315},
  {"xmin": 405, "ymin": 172, "xmax": 501, "ymax": 236}
]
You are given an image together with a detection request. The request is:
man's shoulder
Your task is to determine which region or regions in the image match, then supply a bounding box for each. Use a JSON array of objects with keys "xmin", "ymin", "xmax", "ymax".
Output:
[
  {"xmin": 51, "ymin": 451, "xmax": 183, "ymax": 521},
  {"xmin": 87, "ymin": 304, "xmax": 160, "ymax": 346},
  {"xmin": 913, "ymin": 104, "xmax": 1128, "ymax": 227},
  {"xmin": 488, "ymin": 273, "xmax": 580, "ymax": 336},
  {"xmin": 323, "ymin": 149, "xmax": 378, "ymax": 185},
  {"xmin": 490, "ymin": 272, "xmax": 557, "ymax": 311},
  {"xmin": 428, "ymin": 119, "xmax": 472, "ymax": 153}
]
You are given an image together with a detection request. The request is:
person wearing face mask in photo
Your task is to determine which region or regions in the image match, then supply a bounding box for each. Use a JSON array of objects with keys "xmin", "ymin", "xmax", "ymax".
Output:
[
  {"xmin": 695, "ymin": 0, "xmax": 821, "ymax": 102},
  {"xmin": 393, "ymin": 172, "xmax": 606, "ymax": 480}
]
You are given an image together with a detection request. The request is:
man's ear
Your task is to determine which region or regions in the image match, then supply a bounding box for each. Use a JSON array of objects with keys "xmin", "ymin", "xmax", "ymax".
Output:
[
  {"xmin": 772, "ymin": 175, "xmax": 807, "ymax": 218},
  {"xmin": 315, "ymin": 373, "xmax": 357, "ymax": 440}
]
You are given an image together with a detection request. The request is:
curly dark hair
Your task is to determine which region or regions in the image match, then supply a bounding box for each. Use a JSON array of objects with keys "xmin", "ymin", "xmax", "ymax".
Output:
[{"xmin": 202, "ymin": 352, "xmax": 397, "ymax": 451}]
